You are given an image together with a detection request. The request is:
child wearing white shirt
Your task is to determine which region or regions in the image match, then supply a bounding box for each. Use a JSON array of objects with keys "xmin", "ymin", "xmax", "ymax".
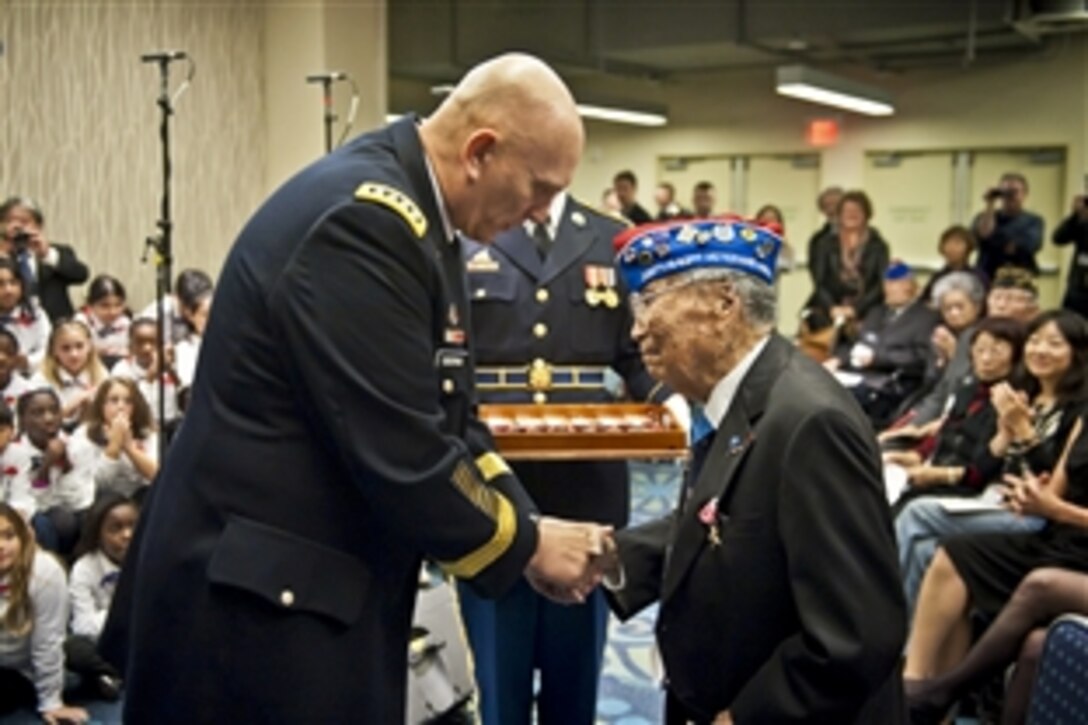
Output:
[
  {"xmin": 65, "ymin": 494, "xmax": 137, "ymax": 701},
  {"xmin": 0, "ymin": 502, "xmax": 87, "ymax": 722}
]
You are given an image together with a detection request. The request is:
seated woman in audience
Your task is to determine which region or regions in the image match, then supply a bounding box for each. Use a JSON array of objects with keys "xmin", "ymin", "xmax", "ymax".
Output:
[
  {"xmin": 34, "ymin": 320, "xmax": 109, "ymax": 431},
  {"xmin": 67, "ymin": 378, "xmax": 158, "ymax": 501},
  {"xmin": 7, "ymin": 389, "xmax": 96, "ymax": 555},
  {"xmin": 0, "ymin": 502, "xmax": 89, "ymax": 724},
  {"xmin": 920, "ymin": 225, "xmax": 990, "ymax": 304},
  {"xmin": 887, "ymin": 269, "xmax": 1039, "ymax": 433},
  {"xmin": 904, "ymin": 414, "xmax": 1088, "ymax": 724},
  {"xmin": 927, "ymin": 271, "xmax": 987, "ymax": 379},
  {"xmin": 74, "ymin": 275, "xmax": 130, "ymax": 369},
  {"xmin": 806, "ymin": 189, "xmax": 891, "ymax": 336},
  {"xmin": 882, "ymin": 317, "xmax": 1024, "ymax": 508},
  {"xmin": 65, "ymin": 493, "xmax": 137, "ymax": 701},
  {"xmin": 111, "ymin": 318, "xmax": 179, "ymax": 428},
  {"xmin": 896, "ymin": 309, "xmax": 1088, "ymax": 614},
  {"xmin": 906, "ymin": 567, "xmax": 1088, "ymax": 725},
  {"xmin": 138, "ymin": 268, "xmax": 213, "ymax": 346},
  {"xmin": 0, "ymin": 255, "xmax": 50, "ymax": 374}
]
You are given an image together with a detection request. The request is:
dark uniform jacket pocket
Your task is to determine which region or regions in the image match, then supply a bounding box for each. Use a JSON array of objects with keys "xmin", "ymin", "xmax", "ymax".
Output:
[{"xmin": 207, "ymin": 516, "xmax": 368, "ymax": 626}]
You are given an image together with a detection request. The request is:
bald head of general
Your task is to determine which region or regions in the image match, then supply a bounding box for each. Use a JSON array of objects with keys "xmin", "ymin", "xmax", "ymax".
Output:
[{"xmin": 419, "ymin": 53, "xmax": 584, "ymax": 243}]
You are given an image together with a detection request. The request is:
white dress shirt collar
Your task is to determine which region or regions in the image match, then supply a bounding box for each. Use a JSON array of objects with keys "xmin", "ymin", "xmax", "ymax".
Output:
[
  {"xmin": 702, "ymin": 335, "xmax": 771, "ymax": 429},
  {"xmin": 522, "ymin": 191, "xmax": 567, "ymax": 240}
]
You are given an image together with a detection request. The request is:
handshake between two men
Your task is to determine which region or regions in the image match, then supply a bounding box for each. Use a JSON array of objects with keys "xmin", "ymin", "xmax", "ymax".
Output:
[{"xmin": 524, "ymin": 516, "xmax": 619, "ymax": 604}]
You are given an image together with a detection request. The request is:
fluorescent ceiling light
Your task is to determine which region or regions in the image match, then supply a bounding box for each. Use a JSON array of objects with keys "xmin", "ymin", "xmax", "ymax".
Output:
[
  {"xmin": 776, "ymin": 65, "xmax": 894, "ymax": 117},
  {"xmin": 429, "ymin": 84, "xmax": 666, "ymax": 127},
  {"xmin": 575, "ymin": 103, "xmax": 667, "ymax": 127}
]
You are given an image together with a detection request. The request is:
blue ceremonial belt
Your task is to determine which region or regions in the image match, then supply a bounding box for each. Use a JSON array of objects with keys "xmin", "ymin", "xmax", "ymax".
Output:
[{"xmin": 476, "ymin": 363, "xmax": 609, "ymax": 392}]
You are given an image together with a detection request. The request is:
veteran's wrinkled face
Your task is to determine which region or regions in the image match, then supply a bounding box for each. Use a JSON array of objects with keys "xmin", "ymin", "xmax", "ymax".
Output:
[{"xmin": 630, "ymin": 277, "xmax": 731, "ymax": 401}]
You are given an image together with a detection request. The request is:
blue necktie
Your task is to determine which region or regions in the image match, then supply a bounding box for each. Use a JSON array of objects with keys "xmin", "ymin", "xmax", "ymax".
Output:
[
  {"xmin": 684, "ymin": 404, "xmax": 717, "ymax": 501},
  {"xmin": 689, "ymin": 404, "xmax": 716, "ymax": 446},
  {"xmin": 15, "ymin": 251, "xmax": 36, "ymax": 298}
]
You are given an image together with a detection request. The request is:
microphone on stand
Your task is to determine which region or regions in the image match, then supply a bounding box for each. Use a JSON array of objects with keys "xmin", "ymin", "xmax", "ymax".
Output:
[
  {"xmin": 141, "ymin": 50, "xmax": 188, "ymax": 63},
  {"xmin": 306, "ymin": 71, "xmax": 347, "ymax": 83}
]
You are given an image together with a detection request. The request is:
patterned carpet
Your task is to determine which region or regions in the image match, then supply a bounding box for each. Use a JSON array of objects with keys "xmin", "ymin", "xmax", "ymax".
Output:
[{"xmin": 595, "ymin": 460, "xmax": 684, "ymax": 725}]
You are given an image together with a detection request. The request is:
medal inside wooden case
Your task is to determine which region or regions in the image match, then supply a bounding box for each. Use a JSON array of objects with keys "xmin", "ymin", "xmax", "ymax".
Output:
[{"xmin": 479, "ymin": 403, "xmax": 688, "ymax": 460}]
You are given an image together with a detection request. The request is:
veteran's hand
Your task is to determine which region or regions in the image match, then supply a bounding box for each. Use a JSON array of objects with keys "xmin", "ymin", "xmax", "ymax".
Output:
[
  {"xmin": 527, "ymin": 517, "xmax": 611, "ymax": 604},
  {"xmin": 713, "ymin": 710, "xmax": 734, "ymax": 725}
]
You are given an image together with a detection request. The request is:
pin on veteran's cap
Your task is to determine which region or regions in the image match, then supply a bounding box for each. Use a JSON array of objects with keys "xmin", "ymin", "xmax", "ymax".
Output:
[{"xmin": 613, "ymin": 216, "xmax": 783, "ymax": 293}]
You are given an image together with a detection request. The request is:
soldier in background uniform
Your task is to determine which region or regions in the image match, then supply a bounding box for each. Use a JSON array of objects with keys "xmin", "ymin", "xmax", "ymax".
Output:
[
  {"xmin": 460, "ymin": 191, "xmax": 680, "ymax": 724},
  {"xmin": 100, "ymin": 53, "xmax": 610, "ymax": 724}
]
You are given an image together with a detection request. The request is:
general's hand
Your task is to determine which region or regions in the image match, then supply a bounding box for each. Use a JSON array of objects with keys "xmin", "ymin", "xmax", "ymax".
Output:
[
  {"xmin": 41, "ymin": 705, "xmax": 89, "ymax": 724},
  {"xmin": 713, "ymin": 710, "xmax": 734, "ymax": 725},
  {"xmin": 526, "ymin": 517, "xmax": 610, "ymax": 604}
]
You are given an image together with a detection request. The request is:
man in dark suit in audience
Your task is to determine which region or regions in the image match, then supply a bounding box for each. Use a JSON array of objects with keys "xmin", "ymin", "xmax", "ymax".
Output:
[
  {"xmin": 831, "ymin": 260, "xmax": 941, "ymax": 427},
  {"xmin": 101, "ymin": 53, "xmax": 609, "ymax": 724},
  {"xmin": 460, "ymin": 190, "xmax": 679, "ymax": 724},
  {"xmin": 613, "ymin": 170, "xmax": 652, "ymax": 224},
  {"xmin": 0, "ymin": 196, "xmax": 90, "ymax": 320},
  {"xmin": 602, "ymin": 218, "xmax": 907, "ymax": 724}
]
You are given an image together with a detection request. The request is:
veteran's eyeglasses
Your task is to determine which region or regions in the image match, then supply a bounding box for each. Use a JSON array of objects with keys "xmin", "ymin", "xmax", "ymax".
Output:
[{"xmin": 629, "ymin": 278, "xmax": 729, "ymax": 317}]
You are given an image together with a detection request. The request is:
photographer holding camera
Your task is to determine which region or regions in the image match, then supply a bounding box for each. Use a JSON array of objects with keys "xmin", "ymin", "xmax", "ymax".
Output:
[
  {"xmin": 0, "ymin": 197, "xmax": 90, "ymax": 321},
  {"xmin": 1053, "ymin": 193, "xmax": 1088, "ymax": 317},
  {"xmin": 971, "ymin": 172, "xmax": 1044, "ymax": 280}
]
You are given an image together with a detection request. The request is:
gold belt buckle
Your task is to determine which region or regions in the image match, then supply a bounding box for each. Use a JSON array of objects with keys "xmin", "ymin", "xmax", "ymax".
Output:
[{"xmin": 528, "ymin": 358, "xmax": 553, "ymax": 391}]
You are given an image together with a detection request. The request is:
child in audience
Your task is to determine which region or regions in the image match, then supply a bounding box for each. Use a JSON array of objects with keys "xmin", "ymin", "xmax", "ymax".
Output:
[
  {"xmin": 0, "ymin": 256, "xmax": 50, "ymax": 374},
  {"xmin": 139, "ymin": 268, "xmax": 213, "ymax": 345},
  {"xmin": 111, "ymin": 318, "xmax": 179, "ymax": 427},
  {"xmin": 74, "ymin": 275, "xmax": 130, "ymax": 369},
  {"xmin": 172, "ymin": 270, "xmax": 213, "ymax": 390},
  {"xmin": 0, "ymin": 502, "xmax": 89, "ymax": 723},
  {"xmin": 35, "ymin": 320, "xmax": 109, "ymax": 430},
  {"xmin": 0, "ymin": 402, "xmax": 31, "ymax": 515},
  {"xmin": 10, "ymin": 389, "xmax": 95, "ymax": 554},
  {"xmin": 65, "ymin": 494, "xmax": 137, "ymax": 701},
  {"xmin": 68, "ymin": 378, "xmax": 158, "ymax": 501},
  {"xmin": 0, "ymin": 330, "xmax": 33, "ymax": 426}
]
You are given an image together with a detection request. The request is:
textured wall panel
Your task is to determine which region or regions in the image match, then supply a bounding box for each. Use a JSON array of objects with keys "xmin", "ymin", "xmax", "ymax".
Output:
[{"xmin": 0, "ymin": 0, "xmax": 266, "ymax": 308}]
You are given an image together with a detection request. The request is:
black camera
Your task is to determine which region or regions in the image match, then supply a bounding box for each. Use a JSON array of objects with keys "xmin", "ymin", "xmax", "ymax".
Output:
[
  {"xmin": 985, "ymin": 187, "xmax": 1011, "ymax": 202},
  {"xmin": 10, "ymin": 230, "xmax": 30, "ymax": 253}
]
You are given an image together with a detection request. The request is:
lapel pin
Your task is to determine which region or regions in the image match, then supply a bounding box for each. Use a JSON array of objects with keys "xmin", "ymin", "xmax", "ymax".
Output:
[{"xmin": 571, "ymin": 210, "xmax": 586, "ymax": 227}]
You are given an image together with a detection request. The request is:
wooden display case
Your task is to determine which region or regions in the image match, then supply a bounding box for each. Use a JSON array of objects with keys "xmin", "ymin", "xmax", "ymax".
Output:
[{"xmin": 479, "ymin": 403, "xmax": 688, "ymax": 461}]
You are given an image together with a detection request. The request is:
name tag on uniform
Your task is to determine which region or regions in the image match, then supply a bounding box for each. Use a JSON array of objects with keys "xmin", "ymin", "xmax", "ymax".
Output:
[
  {"xmin": 466, "ymin": 248, "xmax": 500, "ymax": 272},
  {"xmin": 435, "ymin": 348, "xmax": 468, "ymax": 369}
]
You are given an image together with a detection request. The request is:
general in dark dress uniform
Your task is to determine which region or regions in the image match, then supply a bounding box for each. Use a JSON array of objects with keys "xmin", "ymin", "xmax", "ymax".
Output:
[
  {"xmin": 458, "ymin": 192, "xmax": 671, "ymax": 724},
  {"xmin": 100, "ymin": 51, "xmax": 602, "ymax": 720}
]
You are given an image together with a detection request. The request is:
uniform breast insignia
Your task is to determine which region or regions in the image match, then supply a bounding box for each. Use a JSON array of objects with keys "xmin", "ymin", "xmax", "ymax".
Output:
[
  {"xmin": 354, "ymin": 182, "xmax": 427, "ymax": 238},
  {"xmin": 466, "ymin": 248, "xmax": 500, "ymax": 273},
  {"xmin": 583, "ymin": 265, "xmax": 619, "ymax": 308}
]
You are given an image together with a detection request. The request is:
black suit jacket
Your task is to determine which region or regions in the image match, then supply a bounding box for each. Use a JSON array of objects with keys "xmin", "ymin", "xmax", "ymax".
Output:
[
  {"xmin": 103, "ymin": 118, "xmax": 539, "ymax": 723},
  {"xmin": 464, "ymin": 197, "xmax": 667, "ymax": 527},
  {"xmin": 845, "ymin": 300, "xmax": 941, "ymax": 392},
  {"xmin": 608, "ymin": 335, "xmax": 906, "ymax": 723},
  {"xmin": 38, "ymin": 242, "xmax": 89, "ymax": 320}
]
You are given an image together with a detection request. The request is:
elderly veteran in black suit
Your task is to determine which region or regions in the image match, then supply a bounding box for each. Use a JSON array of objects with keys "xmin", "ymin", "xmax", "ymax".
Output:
[
  {"xmin": 100, "ymin": 53, "xmax": 611, "ymax": 724},
  {"xmin": 601, "ymin": 218, "xmax": 907, "ymax": 724}
]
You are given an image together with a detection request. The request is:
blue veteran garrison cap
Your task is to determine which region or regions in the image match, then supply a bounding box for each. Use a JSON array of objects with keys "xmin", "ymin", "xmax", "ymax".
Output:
[{"xmin": 613, "ymin": 216, "xmax": 783, "ymax": 293}]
